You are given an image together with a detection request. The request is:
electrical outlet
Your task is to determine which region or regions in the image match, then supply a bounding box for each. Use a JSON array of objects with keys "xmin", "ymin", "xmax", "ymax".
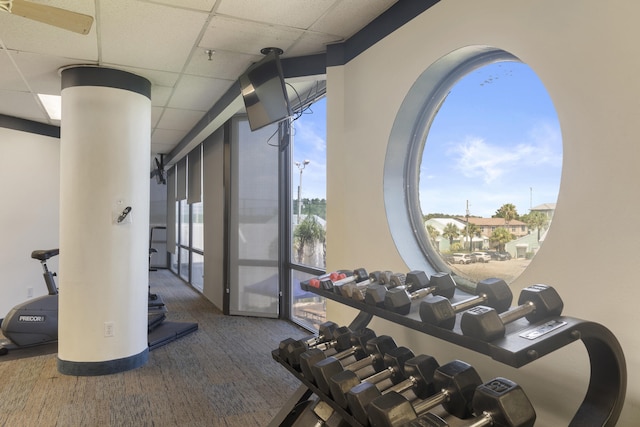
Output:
[
  {"xmin": 104, "ymin": 321, "xmax": 115, "ymax": 337},
  {"xmin": 27, "ymin": 287, "xmax": 33, "ymax": 298}
]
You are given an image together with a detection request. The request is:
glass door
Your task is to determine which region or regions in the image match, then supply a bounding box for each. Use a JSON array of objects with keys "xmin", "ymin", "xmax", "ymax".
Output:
[{"xmin": 228, "ymin": 117, "xmax": 281, "ymax": 317}]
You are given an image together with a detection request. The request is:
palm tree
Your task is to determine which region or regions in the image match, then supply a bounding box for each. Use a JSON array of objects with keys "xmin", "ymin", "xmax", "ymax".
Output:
[
  {"xmin": 293, "ymin": 215, "xmax": 326, "ymax": 263},
  {"xmin": 525, "ymin": 211, "xmax": 549, "ymax": 241},
  {"xmin": 465, "ymin": 222, "xmax": 481, "ymax": 251},
  {"xmin": 494, "ymin": 203, "xmax": 518, "ymax": 226},
  {"xmin": 426, "ymin": 224, "xmax": 440, "ymax": 246},
  {"xmin": 442, "ymin": 222, "xmax": 460, "ymax": 246},
  {"xmin": 490, "ymin": 227, "xmax": 513, "ymax": 252}
]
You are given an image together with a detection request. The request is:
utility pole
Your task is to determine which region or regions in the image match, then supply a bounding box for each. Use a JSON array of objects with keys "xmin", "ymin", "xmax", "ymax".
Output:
[
  {"xmin": 530, "ymin": 187, "xmax": 533, "ymax": 211},
  {"xmin": 295, "ymin": 160, "xmax": 310, "ymax": 224},
  {"xmin": 466, "ymin": 200, "xmax": 471, "ymax": 252}
]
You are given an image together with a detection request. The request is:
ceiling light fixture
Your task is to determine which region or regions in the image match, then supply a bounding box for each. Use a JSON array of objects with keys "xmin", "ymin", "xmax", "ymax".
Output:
[{"xmin": 37, "ymin": 93, "xmax": 61, "ymax": 120}]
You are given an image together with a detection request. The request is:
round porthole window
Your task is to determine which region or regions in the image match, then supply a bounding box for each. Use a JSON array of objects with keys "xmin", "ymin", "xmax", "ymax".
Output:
[{"xmin": 384, "ymin": 46, "xmax": 562, "ymax": 287}]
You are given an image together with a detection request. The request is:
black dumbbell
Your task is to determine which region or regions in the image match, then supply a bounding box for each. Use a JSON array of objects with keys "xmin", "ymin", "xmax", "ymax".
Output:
[
  {"xmin": 347, "ymin": 354, "xmax": 440, "ymax": 425},
  {"xmin": 365, "ymin": 270, "xmax": 428, "ymax": 307},
  {"xmin": 378, "ymin": 270, "xmax": 395, "ymax": 285},
  {"xmin": 364, "ymin": 272, "xmax": 404, "ymax": 306},
  {"xmin": 290, "ymin": 399, "xmax": 349, "ymax": 427},
  {"xmin": 305, "ymin": 321, "xmax": 340, "ymax": 346},
  {"xmin": 384, "ymin": 272, "xmax": 456, "ymax": 315},
  {"xmin": 311, "ymin": 335, "xmax": 397, "ymax": 395},
  {"xmin": 420, "ymin": 278, "xmax": 513, "ymax": 329},
  {"xmin": 279, "ymin": 321, "xmax": 338, "ymax": 360},
  {"xmin": 284, "ymin": 325, "xmax": 353, "ymax": 371},
  {"xmin": 299, "ymin": 328, "xmax": 375, "ymax": 382},
  {"xmin": 407, "ymin": 377, "xmax": 536, "ymax": 427},
  {"xmin": 343, "ymin": 270, "xmax": 385, "ymax": 301},
  {"xmin": 328, "ymin": 346, "xmax": 415, "ymax": 409},
  {"xmin": 405, "ymin": 413, "xmax": 449, "ymax": 427},
  {"xmin": 460, "ymin": 284, "xmax": 563, "ymax": 341},
  {"xmin": 316, "ymin": 269, "xmax": 360, "ymax": 291},
  {"xmin": 334, "ymin": 268, "xmax": 373, "ymax": 299},
  {"xmin": 367, "ymin": 360, "xmax": 482, "ymax": 427}
]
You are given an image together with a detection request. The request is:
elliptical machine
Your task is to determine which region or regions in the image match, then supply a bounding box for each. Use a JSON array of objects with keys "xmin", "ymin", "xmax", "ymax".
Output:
[{"xmin": 0, "ymin": 249, "xmax": 59, "ymax": 356}]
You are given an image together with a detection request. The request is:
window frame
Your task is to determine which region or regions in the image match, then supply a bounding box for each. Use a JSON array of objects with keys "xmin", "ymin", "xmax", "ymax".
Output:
[
  {"xmin": 383, "ymin": 46, "xmax": 518, "ymax": 289},
  {"xmin": 284, "ymin": 90, "xmax": 328, "ymax": 330}
]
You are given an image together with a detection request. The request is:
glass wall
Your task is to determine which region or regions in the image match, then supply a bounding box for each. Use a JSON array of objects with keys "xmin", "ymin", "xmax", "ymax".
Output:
[
  {"xmin": 170, "ymin": 200, "xmax": 179, "ymax": 273},
  {"xmin": 165, "ymin": 96, "xmax": 328, "ymax": 328},
  {"xmin": 169, "ymin": 150, "xmax": 205, "ymax": 292},
  {"xmin": 191, "ymin": 202, "xmax": 204, "ymax": 291},
  {"xmin": 228, "ymin": 117, "xmax": 280, "ymax": 317},
  {"xmin": 290, "ymin": 96, "xmax": 327, "ymax": 330}
]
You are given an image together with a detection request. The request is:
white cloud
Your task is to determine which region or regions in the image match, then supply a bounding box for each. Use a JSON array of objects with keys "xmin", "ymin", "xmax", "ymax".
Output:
[
  {"xmin": 292, "ymin": 117, "xmax": 327, "ymax": 199},
  {"xmin": 449, "ymin": 137, "xmax": 518, "ymax": 183},
  {"xmin": 293, "ymin": 118, "xmax": 326, "ymax": 154},
  {"xmin": 448, "ymin": 122, "xmax": 562, "ymax": 184}
]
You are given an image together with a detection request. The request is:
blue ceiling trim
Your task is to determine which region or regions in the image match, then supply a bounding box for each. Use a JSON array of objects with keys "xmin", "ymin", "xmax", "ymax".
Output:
[
  {"xmin": 61, "ymin": 67, "xmax": 151, "ymax": 100},
  {"xmin": 281, "ymin": 54, "xmax": 327, "ymax": 78},
  {"xmin": 3, "ymin": 1, "xmax": 440, "ymax": 151},
  {"xmin": 0, "ymin": 114, "xmax": 60, "ymax": 139},
  {"xmin": 327, "ymin": 0, "xmax": 440, "ymax": 66}
]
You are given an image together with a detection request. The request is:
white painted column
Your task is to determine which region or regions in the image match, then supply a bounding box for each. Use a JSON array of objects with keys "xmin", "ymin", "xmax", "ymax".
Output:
[{"xmin": 57, "ymin": 66, "xmax": 151, "ymax": 375}]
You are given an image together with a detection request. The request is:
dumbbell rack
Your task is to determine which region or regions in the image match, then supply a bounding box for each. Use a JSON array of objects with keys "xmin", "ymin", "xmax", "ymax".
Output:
[{"xmin": 270, "ymin": 283, "xmax": 626, "ymax": 427}]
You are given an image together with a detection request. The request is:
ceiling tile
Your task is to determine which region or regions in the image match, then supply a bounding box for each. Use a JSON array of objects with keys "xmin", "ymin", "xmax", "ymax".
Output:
[
  {"xmin": 217, "ymin": 0, "xmax": 336, "ymax": 28},
  {"xmin": 151, "ymin": 85, "xmax": 173, "ymax": 108},
  {"xmin": 184, "ymin": 50, "xmax": 255, "ymax": 80},
  {"xmin": 201, "ymin": 15, "xmax": 303, "ymax": 56},
  {"xmin": 146, "ymin": 0, "xmax": 217, "ymax": 12},
  {"xmin": 0, "ymin": 0, "xmax": 405, "ymax": 157},
  {"xmin": 0, "ymin": 52, "xmax": 30, "ymax": 92},
  {"xmin": 0, "ymin": 90, "xmax": 48, "ymax": 122},
  {"xmin": 151, "ymin": 128, "xmax": 189, "ymax": 154},
  {"xmin": 0, "ymin": 24, "xmax": 97, "ymax": 64},
  {"xmin": 310, "ymin": 0, "xmax": 398, "ymax": 38},
  {"xmin": 6, "ymin": 51, "xmax": 80, "ymax": 95},
  {"xmin": 155, "ymin": 108, "xmax": 205, "ymax": 131},
  {"xmin": 168, "ymin": 75, "xmax": 234, "ymax": 111},
  {"xmin": 285, "ymin": 31, "xmax": 344, "ymax": 57},
  {"xmin": 99, "ymin": 0, "xmax": 208, "ymax": 72}
]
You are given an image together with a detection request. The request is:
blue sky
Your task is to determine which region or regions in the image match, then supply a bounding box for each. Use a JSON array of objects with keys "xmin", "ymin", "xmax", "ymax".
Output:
[
  {"xmin": 421, "ymin": 61, "xmax": 562, "ymax": 217},
  {"xmin": 292, "ymin": 61, "xmax": 562, "ymax": 218},
  {"xmin": 291, "ymin": 97, "xmax": 327, "ymax": 200}
]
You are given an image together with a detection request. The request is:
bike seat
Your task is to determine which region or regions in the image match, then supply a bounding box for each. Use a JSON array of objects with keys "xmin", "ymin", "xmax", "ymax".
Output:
[{"xmin": 31, "ymin": 249, "xmax": 60, "ymax": 261}]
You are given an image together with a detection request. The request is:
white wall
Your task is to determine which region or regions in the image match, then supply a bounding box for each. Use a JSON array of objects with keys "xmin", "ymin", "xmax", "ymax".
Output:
[
  {"xmin": 0, "ymin": 127, "xmax": 60, "ymax": 317},
  {"xmin": 326, "ymin": 1, "xmax": 639, "ymax": 425}
]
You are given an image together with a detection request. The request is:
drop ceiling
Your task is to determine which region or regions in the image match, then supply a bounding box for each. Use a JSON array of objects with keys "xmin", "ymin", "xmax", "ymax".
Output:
[
  {"xmin": 0, "ymin": 0, "xmax": 406, "ymax": 164},
  {"xmin": 0, "ymin": 0, "xmax": 450, "ymax": 169}
]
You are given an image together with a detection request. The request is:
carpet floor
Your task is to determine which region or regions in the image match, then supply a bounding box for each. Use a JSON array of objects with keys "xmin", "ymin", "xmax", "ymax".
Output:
[{"xmin": 0, "ymin": 270, "xmax": 310, "ymax": 426}]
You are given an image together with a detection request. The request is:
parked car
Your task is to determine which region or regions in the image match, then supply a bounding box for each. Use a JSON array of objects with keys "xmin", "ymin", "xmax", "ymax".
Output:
[
  {"xmin": 452, "ymin": 253, "xmax": 473, "ymax": 264},
  {"xmin": 488, "ymin": 250, "xmax": 511, "ymax": 261},
  {"xmin": 471, "ymin": 252, "xmax": 491, "ymax": 263}
]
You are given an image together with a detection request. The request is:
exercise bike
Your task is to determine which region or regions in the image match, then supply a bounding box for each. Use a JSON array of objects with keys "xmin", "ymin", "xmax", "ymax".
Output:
[
  {"xmin": 1, "ymin": 248, "xmax": 198, "ymax": 355},
  {"xmin": 0, "ymin": 249, "xmax": 59, "ymax": 356}
]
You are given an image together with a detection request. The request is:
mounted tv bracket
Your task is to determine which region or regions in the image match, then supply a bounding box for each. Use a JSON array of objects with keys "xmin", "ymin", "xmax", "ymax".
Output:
[{"xmin": 260, "ymin": 47, "xmax": 284, "ymax": 55}]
